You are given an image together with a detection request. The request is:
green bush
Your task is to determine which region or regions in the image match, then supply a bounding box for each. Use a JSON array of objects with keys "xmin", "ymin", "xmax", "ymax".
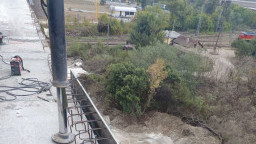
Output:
[
  {"xmin": 130, "ymin": 6, "xmax": 168, "ymax": 47},
  {"xmin": 67, "ymin": 40, "xmax": 92, "ymax": 60},
  {"xmin": 106, "ymin": 62, "xmax": 149, "ymax": 116},
  {"xmin": 156, "ymin": 66, "xmax": 205, "ymax": 113},
  {"xmin": 79, "ymin": 25, "xmax": 99, "ymax": 37},
  {"xmin": 129, "ymin": 43, "xmax": 210, "ymax": 74},
  {"xmin": 129, "ymin": 42, "xmax": 212, "ymax": 92},
  {"xmin": 109, "ymin": 18, "xmax": 122, "ymax": 35},
  {"xmin": 97, "ymin": 14, "xmax": 124, "ymax": 35},
  {"xmin": 231, "ymin": 39, "xmax": 256, "ymax": 56}
]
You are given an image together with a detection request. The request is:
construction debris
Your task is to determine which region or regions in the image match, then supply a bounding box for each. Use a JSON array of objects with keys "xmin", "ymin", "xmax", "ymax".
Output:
[
  {"xmin": 164, "ymin": 30, "xmax": 181, "ymax": 45},
  {"xmin": 172, "ymin": 35, "xmax": 204, "ymax": 48}
]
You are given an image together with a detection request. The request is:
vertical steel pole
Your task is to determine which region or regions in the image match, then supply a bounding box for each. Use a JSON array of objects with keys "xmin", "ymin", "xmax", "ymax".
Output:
[
  {"xmin": 56, "ymin": 88, "xmax": 68, "ymax": 134},
  {"xmin": 47, "ymin": 0, "xmax": 74, "ymax": 143}
]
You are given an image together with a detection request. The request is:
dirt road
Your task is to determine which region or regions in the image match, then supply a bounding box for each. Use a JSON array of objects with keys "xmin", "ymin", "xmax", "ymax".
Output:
[{"xmin": 177, "ymin": 45, "xmax": 236, "ymax": 82}]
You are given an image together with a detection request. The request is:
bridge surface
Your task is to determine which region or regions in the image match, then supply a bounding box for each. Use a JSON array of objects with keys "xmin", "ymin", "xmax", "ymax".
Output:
[
  {"xmin": 0, "ymin": 0, "xmax": 60, "ymax": 144},
  {"xmin": 0, "ymin": 1, "xmax": 118, "ymax": 144}
]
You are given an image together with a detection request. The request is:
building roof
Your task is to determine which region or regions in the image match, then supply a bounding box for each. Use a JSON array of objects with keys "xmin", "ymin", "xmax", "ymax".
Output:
[
  {"xmin": 110, "ymin": 6, "xmax": 137, "ymax": 12},
  {"xmin": 242, "ymin": 32, "xmax": 256, "ymax": 35},
  {"xmin": 165, "ymin": 30, "xmax": 181, "ymax": 39}
]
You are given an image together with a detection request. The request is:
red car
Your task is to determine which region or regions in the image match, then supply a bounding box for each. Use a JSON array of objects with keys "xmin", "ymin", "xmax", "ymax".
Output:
[{"xmin": 238, "ymin": 32, "xmax": 256, "ymax": 40}]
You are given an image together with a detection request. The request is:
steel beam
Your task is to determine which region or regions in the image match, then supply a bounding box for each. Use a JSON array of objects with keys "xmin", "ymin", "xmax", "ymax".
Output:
[{"xmin": 47, "ymin": 0, "xmax": 74, "ymax": 143}]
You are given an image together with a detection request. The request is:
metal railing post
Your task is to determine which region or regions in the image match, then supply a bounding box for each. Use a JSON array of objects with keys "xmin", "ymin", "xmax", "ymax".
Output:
[{"xmin": 47, "ymin": 0, "xmax": 75, "ymax": 143}]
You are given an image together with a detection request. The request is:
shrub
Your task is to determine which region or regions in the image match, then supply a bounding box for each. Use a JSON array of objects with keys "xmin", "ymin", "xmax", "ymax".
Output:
[
  {"xmin": 156, "ymin": 66, "xmax": 205, "ymax": 113},
  {"xmin": 130, "ymin": 7, "xmax": 168, "ymax": 47},
  {"xmin": 143, "ymin": 59, "xmax": 168, "ymax": 111},
  {"xmin": 97, "ymin": 14, "xmax": 123, "ymax": 35},
  {"xmin": 67, "ymin": 40, "xmax": 92, "ymax": 60},
  {"xmin": 129, "ymin": 43, "xmax": 210, "ymax": 73},
  {"xmin": 97, "ymin": 14, "xmax": 109, "ymax": 33},
  {"xmin": 231, "ymin": 39, "xmax": 256, "ymax": 56},
  {"xmin": 79, "ymin": 25, "xmax": 99, "ymax": 37},
  {"xmin": 106, "ymin": 62, "xmax": 149, "ymax": 116}
]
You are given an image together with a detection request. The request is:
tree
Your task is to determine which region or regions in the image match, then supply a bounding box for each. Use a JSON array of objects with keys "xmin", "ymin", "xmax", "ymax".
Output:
[
  {"xmin": 97, "ymin": 14, "xmax": 122, "ymax": 35},
  {"xmin": 189, "ymin": 0, "xmax": 218, "ymax": 14},
  {"xmin": 136, "ymin": 0, "xmax": 147, "ymax": 10},
  {"xmin": 130, "ymin": 6, "xmax": 168, "ymax": 47},
  {"xmin": 167, "ymin": 0, "xmax": 195, "ymax": 31},
  {"xmin": 144, "ymin": 59, "xmax": 168, "ymax": 111},
  {"xmin": 100, "ymin": 0, "xmax": 106, "ymax": 5},
  {"xmin": 97, "ymin": 14, "xmax": 109, "ymax": 33},
  {"xmin": 205, "ymin": 0, "xmax": 219, "ymax": 14},
  {"xmin": 106, "ymin": 62, "xmax": 149, "ymax": 116}
]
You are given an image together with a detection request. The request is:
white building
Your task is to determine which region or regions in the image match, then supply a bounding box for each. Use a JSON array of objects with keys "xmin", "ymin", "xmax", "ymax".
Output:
[{"xmin": 110, "ymin": 6, "xmax": 137, "ymax": 18}]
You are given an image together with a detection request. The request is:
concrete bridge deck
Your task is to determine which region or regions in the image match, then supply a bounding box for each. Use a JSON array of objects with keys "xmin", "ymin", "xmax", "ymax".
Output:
[{"xmin": 0, "ymin": 0, "xmax": 59, "ymax": 143}]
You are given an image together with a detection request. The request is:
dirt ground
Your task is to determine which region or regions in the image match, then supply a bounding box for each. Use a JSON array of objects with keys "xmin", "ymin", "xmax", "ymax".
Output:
[
  {"xmin": 67, "ymin": 57, "xmax": 221, "ymax": 144},
  {"xmin": 108, "ymin": 110, "xmax": 220, "ymax": 144},
  {"xmin": 65, "ymin": 0, "xmax": 111, "ymax": 22},
  {"xmin": 30, "ymin": 0, "xmax": 111, "ymax": 22},
  {"xmin": 184, "ymin": 32, "xmax": 240, "ymax": 48},
  {"xmin": 176, "ymin": 45, "xmax": 236, "ymax": 82},
  {"xmin": 88, "ymin": 88, "xmax": 221, "ymax": 144}
]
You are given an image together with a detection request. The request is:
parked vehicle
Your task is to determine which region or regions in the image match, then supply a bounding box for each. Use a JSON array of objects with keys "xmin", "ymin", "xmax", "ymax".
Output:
[{"xmin": 238, "ymin": 32, "xmax": 256, "ymax": 40}]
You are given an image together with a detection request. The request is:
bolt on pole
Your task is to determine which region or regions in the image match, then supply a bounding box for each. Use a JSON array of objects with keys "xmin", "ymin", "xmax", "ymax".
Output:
[{"xmin": 47, "ymin": 0, "xmax": 75, "ymax": 143}]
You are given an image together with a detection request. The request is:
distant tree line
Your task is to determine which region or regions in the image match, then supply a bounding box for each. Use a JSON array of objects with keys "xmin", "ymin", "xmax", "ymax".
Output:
[
  {"xmin": 135, "ymin": 0, "xmax": 256, "ymax": 32},
  {"xmin": 130, "ymin": 0, "xmax": 256, "ymax": 47}
]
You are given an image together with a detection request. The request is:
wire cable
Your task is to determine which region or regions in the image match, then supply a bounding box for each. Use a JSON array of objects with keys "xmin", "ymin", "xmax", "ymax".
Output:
[
  {"xmin": 41, "ymin": 0, "xmax": 48, "ymax": 19},
  {"xmin": 0, "ymin": 55, "xmax": 11, "ymax": 81},
  {"xmin": 0, "ymin": 78, "xmax": 52, "ymax": 102},
  {"xmin": 0, "ymin": 55, "xmax": 9, "ymax": 65},
  {"xmin": 0, "ymin": 75, "xmax": 11, "ymax": 81},
  {"xmin": 0, "ymin": 95, "xmax": 16, "ymax": 102}
]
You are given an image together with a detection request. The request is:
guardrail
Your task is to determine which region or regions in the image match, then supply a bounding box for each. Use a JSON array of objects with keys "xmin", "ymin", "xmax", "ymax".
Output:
[{"xmin": 67, "ymin": 70, "xmax": 119, "ymax": 144}]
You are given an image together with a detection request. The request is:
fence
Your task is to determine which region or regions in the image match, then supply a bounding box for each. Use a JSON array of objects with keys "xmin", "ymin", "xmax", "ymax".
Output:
[{"xmin": 66, "ymin": 70, "xmax": 119, "ymax": 144}]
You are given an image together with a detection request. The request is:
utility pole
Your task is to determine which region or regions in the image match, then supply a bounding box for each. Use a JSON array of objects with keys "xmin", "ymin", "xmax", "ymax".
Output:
[
  {"xmin": 215, "ymin": 6, "xmax": 224, "ymax": 32},
  {"xmin": 214, "ymin": 0, "xmax": 230, "ymax": 53},
  {"xmin": 196, "ymin": 5, "xmax": 204, "ymax": 37},
  {"xmin": 47, "ymin": 0, "xmax": 75, "ymax": 143},
  {"xmin": 172, "ymin": 20, "xmax": 175, "ymax": 31},
  {"xmin": 77, "ymin": 14, "xmax": 80, "ymax": 33},
  {"xmin": 95, "ymin": 0, "xmax": 100, "ymax": 20},
  {"xmin": 107, "ymin": 17, "xmax": 110, "ymax": 46}
]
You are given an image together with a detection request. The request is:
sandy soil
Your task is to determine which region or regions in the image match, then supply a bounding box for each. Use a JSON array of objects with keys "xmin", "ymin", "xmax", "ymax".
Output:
[
  {"xmin": 107, "ymin": 110, "xmax": 220, "ymax": 144},
  {"xmin": 176, "ymin": 44, "xmax": 236, "ymax": 82},
  {"xmin": 204, "ymin": 49, "xmax": 235, "ymax": 82},
  {"xmin": 65, "ymin": 0, "xmax": 111, "ymax": 22}
]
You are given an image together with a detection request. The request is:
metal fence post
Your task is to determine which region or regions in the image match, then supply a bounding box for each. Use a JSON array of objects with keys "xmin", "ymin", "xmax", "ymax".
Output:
[{"xmin": 47, "ymin": 0, "xmax": 75, "ymax": 143}]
